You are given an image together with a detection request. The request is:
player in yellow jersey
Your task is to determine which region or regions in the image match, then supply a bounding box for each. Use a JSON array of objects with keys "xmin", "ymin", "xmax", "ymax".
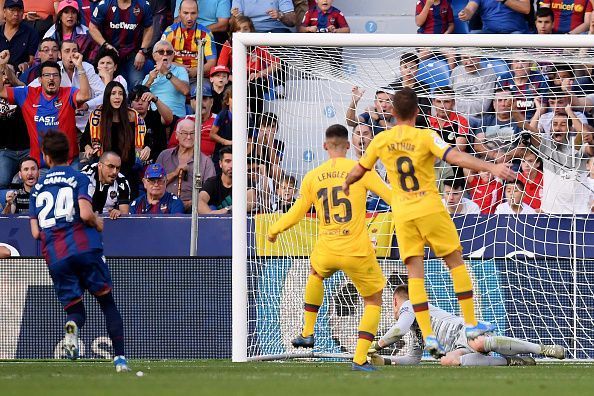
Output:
[
  {"xmin": 267, "ymin": 124, "xmax": 392, "ymax": 372},
  {"xmin": 343, "ymin": 87, "xmax": 517, "ymax": 358}
]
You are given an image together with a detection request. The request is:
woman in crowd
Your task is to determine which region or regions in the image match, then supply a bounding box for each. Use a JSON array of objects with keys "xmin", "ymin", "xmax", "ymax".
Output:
[
  {"xmin": 81, "ymin": 47, "xmax": 127, "ymax": 112},
  {"xmin": 81, "ymin": 81, "xmax": 150, "ymax": 197}
]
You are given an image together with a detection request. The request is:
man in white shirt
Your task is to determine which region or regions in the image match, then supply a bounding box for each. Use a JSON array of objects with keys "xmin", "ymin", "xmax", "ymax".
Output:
[
  {"xmin": 442, "ymin": 177, "xmax": 481, "ymax": 215},
  {"xmin": 495, "ymin": 180, "xmax": 536, "ymax": 215},
  {"xmin": 531, "ymin": 87, "xmax": 588, "ymax": 135}
]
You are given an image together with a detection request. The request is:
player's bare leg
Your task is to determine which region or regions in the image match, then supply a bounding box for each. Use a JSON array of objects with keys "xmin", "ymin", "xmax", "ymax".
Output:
[
  {"xmin": 352, "ymin": 290, "xmax": 382, "ymax": 372},
  {"xmin": 406, "ymin": 256, "xmax": 444, "ymax": 358},
  {"xmin": 443, "ymin": 250, "xmax": 494, "ymax": 339},
  {"xmin": 292, "ymin": 267, "xmax": 324, "ymax": 348}
]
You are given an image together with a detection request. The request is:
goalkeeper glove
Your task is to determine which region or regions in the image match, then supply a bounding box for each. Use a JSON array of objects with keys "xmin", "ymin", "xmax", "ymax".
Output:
[{"xmin": 368, "ymin": 341, "xmax": 383, "ymax": 355}]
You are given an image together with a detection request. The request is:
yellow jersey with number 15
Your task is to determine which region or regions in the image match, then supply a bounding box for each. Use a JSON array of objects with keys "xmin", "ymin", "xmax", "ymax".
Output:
[
  {"xmin": 359, "ymin": 125, "xmax": 452, "ymax": 223},
  {"xmin": 267, "ymin": 157, "xmax": 392, "ymax": 257}
]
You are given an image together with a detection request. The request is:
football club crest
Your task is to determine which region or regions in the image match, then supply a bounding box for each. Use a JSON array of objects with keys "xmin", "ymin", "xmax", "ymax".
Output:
[
  {"xmin": 160, "ymin": 204, "xmax": 168, "ymax": 212},
  {"xmin": 54, "ymin": 100, "xmax": 63, "ymax": 109},
  {"xmin": 133, "ymin": 6, "xmax": 140, "ymax": 16},
  {"xmin": 110, "ymin": 191, "xmax": 117, "ymax": 199}
]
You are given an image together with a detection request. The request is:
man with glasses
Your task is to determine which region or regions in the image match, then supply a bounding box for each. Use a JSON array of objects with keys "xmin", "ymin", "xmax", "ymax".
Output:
[
  {"xmin": 0, "ymin": 52, "xmax": 91, "ymax": 172},
  {"xmin": 143, "ymin": 40, "xmax": 190, "ymax": 117},
  {"xmin": 81, "ymin": 151, "xmax": 131, "ymax": 219},
  {"xmin": 156, "ymin": 118, "xmax": 215, "ymax": 212},
  {"xmin": 130, "ymin": 162, "xmax": 185, "ymax": 214},
  {"xmin": 19, "ymin": 37, "xmax": 59, "ymax": 85},
  {"xmin": 0, "ymin": 0, "xmax": 38, "ymax": 73}
]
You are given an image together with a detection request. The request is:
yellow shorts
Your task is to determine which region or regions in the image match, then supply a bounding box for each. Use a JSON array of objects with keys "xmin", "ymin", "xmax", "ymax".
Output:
[
  {"xmin": 310, "ymin": 251, "xmax": 386, "ymax": 297},
  {"xmin": 395, "ymin": 210, "xmax": 462, "ymax": 263}
]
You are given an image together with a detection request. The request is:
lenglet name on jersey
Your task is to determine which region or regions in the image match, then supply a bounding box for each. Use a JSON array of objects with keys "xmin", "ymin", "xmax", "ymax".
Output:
[
  {"xmin": 387, "ymin": 142, "xmax": 416, "ymax": 152},
  {"xmin": 317, "ymin": 170, "xmax": 347, "ymax": 182}
]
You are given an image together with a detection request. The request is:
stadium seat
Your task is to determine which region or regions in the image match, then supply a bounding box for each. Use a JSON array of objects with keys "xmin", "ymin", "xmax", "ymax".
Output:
[
  {"xmin": 481, "ymin": 59, "xmax": 512, "ymax": 81},
  {"xmin": 417, "ymin": 58, "xmax": 451, "ymax": 90}
]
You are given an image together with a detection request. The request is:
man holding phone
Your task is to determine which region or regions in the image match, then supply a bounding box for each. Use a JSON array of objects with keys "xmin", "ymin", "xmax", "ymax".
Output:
[{"xmin": 0, "ymin": 0, "xmax": 39, "ymax": 72}]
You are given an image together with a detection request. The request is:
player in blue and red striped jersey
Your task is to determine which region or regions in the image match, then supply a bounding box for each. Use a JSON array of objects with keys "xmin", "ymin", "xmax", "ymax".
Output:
[
  {"xmin": 298, "ymin": 0, "xmax": 350, "ymax": 33},
  {"xmin": 0, "ymin": 52, "xmax": 91, "ymax": 171},
  {"xmin": 29, "ymin": 130, "xmax": 129, "ymax": 372},
  {"xmin": 540, "ymin": 0, "xmax": 592, "ymax": 34},
  {"xmin": 130, "ymin": 163, "xmax": 185, "ymax": 214},
  {"xmin": 89, "ymin": 0, "xmax": 153, "ymax": 87},
  {"xmin": 415, "ymin": 0, "xmax": 454, "ymax": 34}
]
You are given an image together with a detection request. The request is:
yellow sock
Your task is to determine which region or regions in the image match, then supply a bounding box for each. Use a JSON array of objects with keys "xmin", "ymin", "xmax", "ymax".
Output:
[
  {"xmin": 408, "ymin": 278, "xmax": 434, "ymax": 340},
  {"xmin": 450, "ymin": 265, "xmax": 477, "ymax": 326},
  {"xmin": 302, "ymin": 274, "xmax": 324, "ymax": 337},
  {"xmin": 353, "ymin": 304, "xmax": 381, "ymax": 365}
]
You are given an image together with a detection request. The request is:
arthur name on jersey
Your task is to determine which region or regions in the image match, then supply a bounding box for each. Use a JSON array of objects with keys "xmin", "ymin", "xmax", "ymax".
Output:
[{"xmin": 386, "ymin": 142, "xmax": 416, "ymax": 152}]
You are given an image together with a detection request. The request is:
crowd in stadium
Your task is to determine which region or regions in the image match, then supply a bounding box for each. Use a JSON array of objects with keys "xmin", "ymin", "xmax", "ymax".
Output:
[{"xmin": 0, "ymin": 0, "xmax": 593, "ymax": 218}]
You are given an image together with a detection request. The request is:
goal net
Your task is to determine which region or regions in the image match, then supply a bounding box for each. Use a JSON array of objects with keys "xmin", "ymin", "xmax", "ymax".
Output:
[{"xmin": 231, "ymin": 34, "xmax": 594, "ymax": 362}]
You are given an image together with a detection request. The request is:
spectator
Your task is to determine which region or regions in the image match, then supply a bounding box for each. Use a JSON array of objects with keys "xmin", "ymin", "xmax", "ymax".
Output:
[
  {"xmin": 415, "ymin": 0, "xmax": 454, "ymax": 34},
  {"xmin": 534, "ymin": 5, "xmax": 554, "ymax": 34},
  {"xmin": 346, "ymin": 87, "xmax": 395, "ymax": 136},
  {"xmin": 130, "ymin": 163, "xmax": 185, "ymax": 214},
  {"xmin": 387, "ymin": 52, "xmax": 431, "ymax": 127},
  {"xmin": 498, "ymin": 59, "xmax": 548, "ymax": 120},
  {"xmin": 161, "ymin": 0, "xmax": 217, "ymax": 86},
  {"xmin": 246, "ymin": 155, "xmax": 273, "ymax": 213},
  {"xmin": 292, "ymin": 0, "xmax": 310, "ymax": 30},
  {"xmin": 29, "ymin": 40, "xmax": 104, "ymax": 132},
  {"xmin": 464, "ymin": 168, "xmax": 503, "ymax": 214},
  {"xmin": 450, "ymin": 54, "xmax": 496, "ymax": 117},
  {"xmin": 80, "ymin": 151, "xmax": 131, "ymax": 219},
  {"xmin": 525, "ymin": 115, "xmax": 594, "ymax": 214},
  {"xmin": 1, "ymin": 156, "xmax": 38, "ymax": 214},
  {"xmin": 298, "ymin": 0, "xmax": 350, "ymax": 33},
  {"xmin": 197, "ymin": 0, "xmax": 231, "ymax": 55},
  {"xmin": 43, "ymin": 0, "xmax": 98, "ymax": 62},
  {"xmin": 271, "ymin": 173, "xmax": 296, "ymax": 213},
  {"xmin": 21, "ymin": 0, "xmax": 58, "ymax": 38},
  {"xmin": 210, "ymin": 87, "xmax": 232, "ymax": 166},
  {"xmin": 157, "ymin": 118, "xmax": 216, "ymax": 211},
  {"xmin": 248, "ymin": 112, "xmax": 285, "ymax": 181},
  {"xmin": 18, "ymin": 37, "xmax": 59, "ymax": 85},
  {"xmin": 0, "ymin": 56, "xmax": 90, "ymax": 171},
  {"xmin": 495, "ymin": 179, "xmax": 536, "ymax": 214},
  {"xmin": 550, "ymin": 64, "xmax": 574, "ymax": 89},
  {"xmin": 209, "ymin": 64, "xmax": 230, "ymax": 114},
  {"xmin": 82, "ymin": 47, "xmax": 128, "ymax": 112},
  {"xmin": 76, "ymin": 0, "xmax": 96, "ymax": 27},
  {"xmin": 429, "ymin": 86, "xmax": 470, "ymax": 151},
  {"xmin": 442, "ymin": 176, "xmax": 481, "ymax": 215},
  {"xmin": 541, "ymin": 0, "xmax": 591, "ymax": 34},
  {"xmin": 231, "ymin": 0, "xmax": 296, "ymax": 33},
  {"xmin": 0, "ymin": 0, "xmax": 39, "ymax": 73},
  {"xmin": 81, "ymin": 80, "xmax": 148, "ymax": 197},
  {"xmin": 129, "ymin": 84, "xmax": 174, "ymax": 162},
  {"xmin": 149, "ymin": 0, "xmax": 173, "ymax": 49},
  {"xmin": 530, "ymin": 87, "xmax": 589, "ymax": 135},
  {"xmin": 517, "ymin": 150, "xmax": 543, "ymax": 210},
  {"xmin": 351, "ymin": 123, "xmax": 373, "ymax": 159},
  {"xmin": 473, "ymin": 87, "xmax": 525, "ymax": 163},
  {"xmin": 0, "ymin": 66, "xmax": 28, "ymax": 189},
  {"xmin": 143, "ymin": 39, "xmax": 190, "ymax": 118},
  {"xmin": 89, "ymin": 0, "xmax": 153, "ymax": 88},
  {"xmin": 458, "ymin": 0, "xmax": 530, "ymax": 34}
]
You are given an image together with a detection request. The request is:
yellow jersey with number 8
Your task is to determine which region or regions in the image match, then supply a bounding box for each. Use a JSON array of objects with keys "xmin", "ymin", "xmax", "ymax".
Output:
[
  {"xmin": 268, "ymin": 157, "xmax": 392, "ymax": 257},
  {"xmin": 359, "ymin": 125, "xmax": 452, "ymax": 223}
]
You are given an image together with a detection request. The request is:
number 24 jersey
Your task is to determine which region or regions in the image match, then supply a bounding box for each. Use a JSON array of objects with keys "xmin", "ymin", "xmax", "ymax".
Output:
[
  {"xmin": 268, "ymin": 157, "xmax": 392, "ymax": 257},
  {"xmin": 359, "ymin": 125, "xmax": 452, "ymax": 223}
]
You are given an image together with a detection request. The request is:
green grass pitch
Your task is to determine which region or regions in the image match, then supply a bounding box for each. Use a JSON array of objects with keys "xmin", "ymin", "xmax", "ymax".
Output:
[{"xmin": 1, "ymin": 360, "xmax": 593, "ymax": 396}]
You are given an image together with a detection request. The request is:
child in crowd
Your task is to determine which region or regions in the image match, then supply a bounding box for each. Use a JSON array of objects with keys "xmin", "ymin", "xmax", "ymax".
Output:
[
  {"xmin": 465, "ymin": 169, "xmax": 503, "ymax": 214},
  {"xmin": 495, "ymin": 180, "xmax": 536, "ymax": 215},
  {"xmin": 273, "ymin": 175, "xmax": 297, "ymax": 213}
]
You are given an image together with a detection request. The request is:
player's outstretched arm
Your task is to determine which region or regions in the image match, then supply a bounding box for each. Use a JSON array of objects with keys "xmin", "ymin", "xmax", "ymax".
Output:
[
  {"xmin": 79, "ymin": 199, "xmax": 103, "ymax": 232},
  {"xmin": 343, "ymin": 164, "xmax": 368, "ymax": 196},
  {"xmin": 29, "ymin": 219, "xmax": 40, "ymax": 240},
  {"xmin": 363, "ymin": 170, "xmax": 392, "ymax": 205},
  {"xmin": 444, "ymin": 149, "xmax": 517, "ymax": 182},
  {"xmin": 267, "ymin": 194, "xmax": 312, "ymax": 242}
]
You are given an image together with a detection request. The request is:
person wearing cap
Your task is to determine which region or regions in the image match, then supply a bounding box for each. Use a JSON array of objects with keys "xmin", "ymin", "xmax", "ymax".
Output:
[
  {"xmin": 0, "ymin": 0, "xmax": 39, "ymax": 73},
  {"xmin": 129, "ymin": 84, "xmax": 174, "ymax": 162},
  {"xmin": 156, "ymin": 117, "xmax": 216, "ymax": 212},
  {"xmin": 143, "ymin": 39, "xmax": 190, "ymax": 118},
  {"xmin": 174, "ymin": 84, "xmax": 216, "ymax": 156},
  {"xmin": 43, "ymin": 0, "xmax": 97, "ymax": 62},
  {"xmin": 209, "ymin": 64, "xmax": 230, "ymax": 115},
  {"xmin": 345, "ymin": 86, "xmax": 395, "ymax": 136},
  {"xmin": 130, "ymin": 163, "xmax": 185, "ymax": 214}
]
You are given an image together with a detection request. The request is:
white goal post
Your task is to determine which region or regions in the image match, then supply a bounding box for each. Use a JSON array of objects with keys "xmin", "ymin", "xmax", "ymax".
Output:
[{"xmin": 232, "ymin": 33, "xmax": 594, "ymax": 363}]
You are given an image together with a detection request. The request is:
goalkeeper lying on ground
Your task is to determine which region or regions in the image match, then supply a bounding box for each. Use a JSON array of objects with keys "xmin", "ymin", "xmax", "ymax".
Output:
[{"xmin": 368, "ymin": 284, "xmax": 566, "ymax": 366}]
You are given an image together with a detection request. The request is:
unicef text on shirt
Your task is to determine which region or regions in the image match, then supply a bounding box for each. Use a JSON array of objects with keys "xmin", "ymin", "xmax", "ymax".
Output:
[{"xmin": 110, "ymin": 22, "xmax": 138, "ymax": 30}]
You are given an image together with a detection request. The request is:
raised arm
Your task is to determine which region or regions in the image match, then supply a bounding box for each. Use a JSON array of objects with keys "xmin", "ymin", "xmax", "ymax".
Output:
[{"xmin": 444, "ymin": 148, "xmax": 517, "ymax": 181}]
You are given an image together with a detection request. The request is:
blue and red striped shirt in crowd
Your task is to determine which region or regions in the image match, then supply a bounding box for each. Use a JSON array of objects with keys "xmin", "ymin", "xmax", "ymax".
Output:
[
  {"xmin": 91, "ymin": 0, "xmax": 153, "ymax": 61},
  {"xmin": 6, "ymin": 86, "xmax": 80, "ymax": 168},
  {"xmin": 540, "ymin": 0, "xmax": 593, "ymax": 34},
  {"xmin": 129, "ymin": 191, "xmax": 185, "ymax": 214},
  {"xmin": 301, "ymin": 6, "xmax": 349, "ymax": 31},
  {"xmin": 29, "ymin": 166, "xmax": 103, "ymax": 265},
  {"xmin": 416, "ymin": 0, "xmax": 454, "ymax": 34}
]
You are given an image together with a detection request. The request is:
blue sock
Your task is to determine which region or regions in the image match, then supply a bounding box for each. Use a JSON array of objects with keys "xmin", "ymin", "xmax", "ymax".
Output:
[
  {"xmin": 96, "ymin": 292, "xmax": 125, "ymax": 357},
  {"xmin": 65, "ymin": 300, "xmax": 86, "ymax": 329}
]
